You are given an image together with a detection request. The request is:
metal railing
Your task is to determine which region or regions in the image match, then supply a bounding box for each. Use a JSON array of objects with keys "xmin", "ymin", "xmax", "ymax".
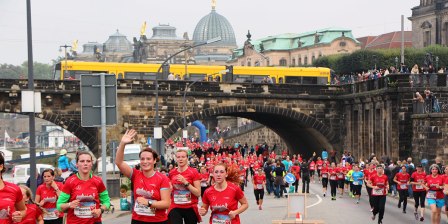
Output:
[{"xmin": 413, "ymin": 99, "xmax": 448, "ymax": 114}]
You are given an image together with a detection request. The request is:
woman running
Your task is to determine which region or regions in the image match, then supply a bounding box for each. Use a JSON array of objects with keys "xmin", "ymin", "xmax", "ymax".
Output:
[
  {"xmin": 168, "ymin": 148, "xmax": 202, "ymax": 224},
  {"xmin": 320, "ymin": 162, "xmax": 329, "ymax": 197},
  {"xmin": 199, "ymin": 166, "xmax": 211, "ymax": 198},
  {"xmin": 316, "ymin": 157, "xmax": 323, "ymax": 183},
  {"xmin": 443, "ymin": 166, "xmax": 448, "ymax": 222},
  {"xmin": 424, "ymin": 164, "xmax": 444, "ymax": 224},
  {"xmin": 367, "ymin": 165, "xmax": 389, "ymax": 224},
  {"xmin": 18, "ymin": 185, "xmax": 44, "ymax": 224},
  {"xmin": 393, "ymin": 165, "xmax": 410, "ymax": 213},
  {"xmin": 351, "ymin": 164, "xmax": 364, "ymax": 204},
  {"xmin": 57, "ymin": 151, "xmax": 111, "ymax": 224},
  {"xmin": 328, "ymin": 162, "xmax": 338, "ymax": 200},
  {"xmin": 115, "ymin": 129, "xmax": 171, "ymax": 224},
  {"xmin": 252, "ymin": 168, "xmax": 266, "ymax": 210},
  {"xmin": 199, "ymin": 163, "xmax": 249, "ymax": 224},
  {"xmin": 36, "ymin": 169, "xmax": 65, "ymax": 223},
  {"xmin": 290, "ymin": 162, "xmax": 301, "ymax": 193},
  {"xmin": 411, "ymin": 164, "xmax": 427, "ymax": 221},
  {"xmin": 0, "ymin": 152, "xmax": 26, "ymax": 223},
  {"xmin": 336, "ymin": 163, "xmax": 345, "ymax": 198}
]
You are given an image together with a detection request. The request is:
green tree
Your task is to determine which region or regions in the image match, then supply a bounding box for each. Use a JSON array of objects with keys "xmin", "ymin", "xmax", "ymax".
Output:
[{"xmin": 21, "ymin": 61, "xmax": 53, "ymax": 79}]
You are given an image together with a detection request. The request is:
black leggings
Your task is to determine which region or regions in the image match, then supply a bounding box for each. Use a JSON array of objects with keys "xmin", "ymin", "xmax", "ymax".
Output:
[
  {"xmin": 254, "ymin": 189, "xmax": 264, "ymax": 201},
  {"xmin": 168, "ymin": 207, "xmax": 198, "ymax": 224},
  {"xmin": 43, "ymin": 218, "xmax": 63, "ymax": 224},
  {"xmin": 398, "ymin": 189, "xmax": 408, "ymax": 210},
  {"xmin": 330, "ymin": 180, "xmax": 338, "ymax": 197},
  {"xmin": 132, "ymin": 220, "xmax": 168, "ymax": 224},
  {"xmin": 366, "ymin": 186, "xmax": 374, "ymax": 208},
  {"xmin": 413, "ymin": 191, "xmax": 426, "ymax": 209},
  {"xmin": 322, "ymin": 178, "xmax": 328, "ymax": 188},
  {"xmin": 293, "ymin": 179, "xmax": 299, "ymax": 193},
  {"xmin": 372, "ymin": 196, "xmax": 386, "ymax": 222}
]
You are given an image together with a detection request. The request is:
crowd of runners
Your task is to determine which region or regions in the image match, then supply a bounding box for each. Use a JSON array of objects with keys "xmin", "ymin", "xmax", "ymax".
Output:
[{"xmin": 0, "ymin": 129, "xmax": 447, "ymax": 224}]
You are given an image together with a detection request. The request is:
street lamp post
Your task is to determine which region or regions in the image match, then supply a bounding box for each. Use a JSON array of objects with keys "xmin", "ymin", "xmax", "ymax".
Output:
[
  {"xmin": 153, "ymin": 37, "xmax": 221, "ymax": 156},
  {"xmin": 395, "ymin": 57, "xmax": 399, "ymax": 72},
  {"xmin": 59, "ymin": 45, "xmax": 72, "ymax": 79},
  {"xmin": 182, "ymin": 80, "xmax": 199, "ymax": 143},
  {"xmin": 372, "ymin": 55, "xmax": 377, "ymax": 71},
  {"xmin": 436, "ymin": 56, "xmax": 439, "ymax": 72}
]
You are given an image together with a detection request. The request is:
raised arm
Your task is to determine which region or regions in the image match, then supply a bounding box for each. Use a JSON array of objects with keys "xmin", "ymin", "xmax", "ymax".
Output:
[{"xmin": 115, "ymin": 129, "xmax": 137, "ymax": 178}]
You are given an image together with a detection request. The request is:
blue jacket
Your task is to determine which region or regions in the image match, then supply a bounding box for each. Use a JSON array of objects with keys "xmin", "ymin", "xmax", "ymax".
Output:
[
  {"xmin": 322, "ymin": 151, "xmax": 328, "ymax": 160},
  {"xmin": 58, "ymin": 155, "xmax": 70, "ymax": 170}
]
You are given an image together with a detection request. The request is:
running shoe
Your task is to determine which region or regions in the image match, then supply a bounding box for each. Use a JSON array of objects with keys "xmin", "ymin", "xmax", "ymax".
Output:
[
  {"xmin": 398, "ymin": 203, "xmax": 401, "ymax": 208},
  {"xmin": 371, "ymin": 214, "xmax": 376, "ymax": 221},
  {"xmin": 403, "ymin": 210, "xmax": 406, "ymax": 214},
  {"xmin": 356, "ymin": 200, "xmax": 359, "ymax": 204},
  {"xmin": 414, "ymin": 212, "xmax": 418, "ymax": 220},
  {"xmin": 370, "ymin": 208, "xmax": 374, "ymax": 212},
  {"xmin": 323, "ymin": 193, "xmax": 326, "ymax": 197},
  {"xmin": 420, "ymin": 217, "xmax": 424, "ymax": 222},
  {"xmin": 259, "ymin": 205, "xmax": 262, "ymax": 210}
]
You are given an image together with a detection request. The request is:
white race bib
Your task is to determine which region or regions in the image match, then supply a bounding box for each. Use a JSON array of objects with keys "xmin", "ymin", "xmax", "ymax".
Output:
[
  {"xmin": 74, "ymin": 201, "xmax": 95, "ymax": 218},
  {"xmin": 427, "ymin": 191, "xmax": 437, "ymax": 199},
  {"xmin": 372, "ymin": 188, "xmax": 384, "ymax": 196},
  {"xmin": 134, "ymin": 202, "xmax": 156, "ymax": 216},
  {"xmin": 212, "ymin": 214, "xmax": 231, "ymax": 224},
  {"xmin": 43, "ymin": 208, "xmax": 58, "ymax": 220},
  {"xmin": 201, "ymin": 181, "xmax": 208, "ymax": 187},
  {"xmin": 330, "ymin": 176, "xmax": 337, "ymax": 180},
  {"xmin": 400, "ymin": 184, "xmax": 407, "ymax": 189},
  {"xmin": 322, "ymin": 174, "xmax": 328, "ymax": 178},
  {"xmin": 173, "ymin": 190, "xmax": 192, "ymax": 204},
  {"xmin": 353, "ymin": 181, "xmax": 359, "ymax": 186},
  {"xmin": 416, "ymin": 184, "xmax": 424, "ymax": 190},
  {"xmin": 256, "ymin": 184, "xmax": 263, "ymax": 189},
  {"xmin": 337, "ymin": 174, "xmax": 344, "ymax": 179}
]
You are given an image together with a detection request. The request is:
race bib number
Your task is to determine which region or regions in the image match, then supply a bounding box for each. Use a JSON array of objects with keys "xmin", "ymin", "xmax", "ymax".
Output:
[
  {"xmin": 212, "ymin": 214, "xmax": 231, "ymax": 224},
  {"xmin": 318, "ymin": 166, "xmax": 322, "ymax": 170},
  {"xmin": 372, "ymin": 188, "xmax": 384, "ymax": 196},
  {"xmin": 337, "ymin": 174, "xmax": 344, "ymax": 179},
  {"xmin": 134, "ymin": 202, "xmax": 156, "ymax": 216},
  {"xmin": 427, "ymin": 191, "xmax": 437, "ymax": 199},
  {"xmin": 400, "ymin": 184, "xmax": 407, "ymax": 189},
  {"xmin": 43, "ymin": 208, "xmax": 58, "ymax": 220},
  {"xmin": 330, "ymin": 176, "xmax": 336, "ymax": 180},
  {"xmin": 416, "ymin": 184, "xmax": 424, "ymax": 190},
  {"xmin": 353, "ymin": 181, "xmax": 359, "ymax": 186},
  {"xmin": 74, "ymin": 202, "xmax": 95, "ymax": 218},
  {"xmin": 173, "ymin": 190, "xmax": 192, "ymax": 204},
  {"xmin": 201, "ymin": 181, "xmax": 208, "ymax": 187},
  {"xmin": 256, "ymin": 184, "xmax": 263, "ymax": 189},
  {"xmin": 322, "ymin": 174, "xmax": 328, "ymax": 178}
]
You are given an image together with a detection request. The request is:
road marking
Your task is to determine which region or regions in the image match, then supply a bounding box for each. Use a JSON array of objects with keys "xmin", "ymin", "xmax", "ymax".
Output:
[{"xmin": 306, "ymin": 194, "xmax": 322, "ymax": 208}]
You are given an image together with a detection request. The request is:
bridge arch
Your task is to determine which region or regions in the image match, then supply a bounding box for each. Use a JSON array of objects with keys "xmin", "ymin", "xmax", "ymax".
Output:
[{"xmin": 163, "ymin": 105, "xmax": 338, "ymax": 157}]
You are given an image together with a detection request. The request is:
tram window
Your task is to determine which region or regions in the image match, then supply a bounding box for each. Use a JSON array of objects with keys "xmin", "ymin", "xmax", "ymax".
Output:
[
  {"xmin": 189, "ymin": 74, "xmax": 206, "ymax": 81},
  {"xmin": 285, "ymin": 76, "xmax": 301, "ymax": 84},
  {"xmin": 302, "ymin": 77, "xmax": 318, "ymax": 84},
  {"xmin": 234, "ymin": 75, "xmax": 252, "ymax": 83},
  {"xmin": 125, "ymin": 72, "xmax": 156, "ymax": 80},
  {"xmin": 279, "ymin": 77, "xmax": 283, "ymax": 84},
  {"xmin": 118, "ymin": 73, "xmax": 124, "ymax": 79},
  {"xmin": 317, "ymin": 77, "xmax": 328, "ymax": 85}
]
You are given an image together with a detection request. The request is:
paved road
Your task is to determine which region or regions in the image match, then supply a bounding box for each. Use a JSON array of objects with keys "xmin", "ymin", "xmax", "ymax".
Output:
[{"xmin": 104, "ymin": 177, "xmax": 440, "ymax": 224}]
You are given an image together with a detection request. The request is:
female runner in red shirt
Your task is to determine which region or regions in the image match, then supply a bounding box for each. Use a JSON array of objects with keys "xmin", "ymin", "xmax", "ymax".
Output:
[
  {"xmin": 115, "ymin": 129, "xmax": 171, "ymax": 224},
  {"xmin": 367, "ymin": 165, "xmax": 389, "ymax": 224},
  {"xmin": 56, "ymin": 151, "xmax": 111, "ymax": 224},
  {"xmin": 35, "ymin": 169, "xmax": 64, "ymax": 223},
  {"xmin": 393, "ymin": 165, "xmax": 410, "ymax": 213},
  {"xmin": 17, "ymin": 185, "xmax": 43, "ymax": 224},
  {"xmin": 199, "ymin": 163, "xmax": 249, "ymax": 224},
  {"xmin": 424, "ymin": 164, "xmax": 445, "ymax": 224},
  {"xmin": 168, "ymin": 148, "xmax": 202, "ymax": 224},
  {"xmin": 252, "ymin": 168, "xmax": 266, "ymax": 210},
  {"xmin": 0, "ymin": 151, "xmax": 26, "ymax": 223}
]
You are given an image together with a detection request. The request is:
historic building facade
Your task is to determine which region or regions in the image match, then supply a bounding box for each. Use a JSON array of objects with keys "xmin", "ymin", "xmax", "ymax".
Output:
[
  {"xmin": 228, "ymin": 28, "xmax": 360, "ymax": 67},
  {"xmin": 409, "ymin": 0, "xmax": 448, "ymax": 48}
]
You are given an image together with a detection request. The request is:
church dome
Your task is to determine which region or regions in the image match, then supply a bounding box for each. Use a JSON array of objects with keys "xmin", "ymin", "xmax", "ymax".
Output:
[
  {"xmin": 103, "ymin": 30, "xmax": 133, "ymax": 53},
  {"xmin": 193, "ymin": 8, "xmax": 236, "ymax": 47}
]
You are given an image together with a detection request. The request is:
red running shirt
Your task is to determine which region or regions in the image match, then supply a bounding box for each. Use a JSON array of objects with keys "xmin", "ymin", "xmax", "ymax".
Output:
[
  {"xmin": 169, "ymin": 167, "xmax": 201, "ymax": 209},
  {"xmin": 394, "ymin": 172, "xmax": 410, "ymax": 190},
  {"xmin": 290, "ymin": 166, "xmax": 301, "ymax": 180},
  {"xmin": 17, "ymin": 203, "xmax": 42, "ymax": 224},
  {"xmin": 411, "ymin": 171, "xmax": 427, "ymax": 192},
  {"xmin": 202, "ymin": 182, "xmax": 245, "ymax": 224},
  {"xmin": 131, "ymin": 169, "xmax": 171, "ymax": 223},
  {"xmin": 0, "ymin": 181, "xmax": 23, "ymax": 224},
  {"xmin": 316, "ymin": 160, "xmax": 323, "ymax": 170},
  {"xmin": 61, "ymin": 174, "xmax": 107, "ymax": 224},
  {"xmin": 253, "ymin": 174, "xmax": 266, "ymax": 190},
  {"xmin": 425, "ymin": 175, "xmax": 445, "ymax": 199},
  {"xmin": 369, "ymin": 174, "xmax": 388, "ymax": 196},
  {"xmin": 36, "ymin": 182, "xmax": 65, "ymax": 219}
]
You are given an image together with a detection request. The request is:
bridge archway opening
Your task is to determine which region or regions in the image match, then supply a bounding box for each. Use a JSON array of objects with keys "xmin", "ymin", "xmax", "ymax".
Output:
[{"xmin": 164, "ymin": 106, "xmax": 338, "ymax": 158}]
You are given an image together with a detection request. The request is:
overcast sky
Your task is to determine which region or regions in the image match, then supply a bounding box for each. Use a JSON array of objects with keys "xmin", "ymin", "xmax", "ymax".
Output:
[{"xmin": 0, "ymin": 0, "xmax": 419, "ymax": 65}]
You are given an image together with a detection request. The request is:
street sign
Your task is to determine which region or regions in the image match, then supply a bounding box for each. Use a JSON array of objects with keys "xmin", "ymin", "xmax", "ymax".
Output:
[
  {"xmin": 284, "ymin": 173, "xmax": 296, "ymax": 184},
  {"xmin": 81, "ymin": 74, "xmax": 117, "ymax": 127}
]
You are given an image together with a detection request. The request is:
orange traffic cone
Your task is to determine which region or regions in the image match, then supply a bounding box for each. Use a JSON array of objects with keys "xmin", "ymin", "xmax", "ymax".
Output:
[{"xmin": 295, "ymin": 212, "xmax": 302, "ymax": 221}]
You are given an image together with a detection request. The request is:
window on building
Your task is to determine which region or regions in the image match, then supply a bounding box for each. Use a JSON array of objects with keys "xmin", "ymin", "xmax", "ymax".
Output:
[
  {"xmin": 255, "ymin": 61, "xmax": 260, "ymax": 67},
  {"xmin": 304, "ymin": 56, "xmax": 308, "ymax": 65},
  {"xmin": 247, "ymin": 61, "xmax": 251, "ymax": 66},
  {"xmin": 339, "ymin": 41, "xmax": 346, "ymax": 47},
  {"xmin": 241, "ymin": 62, "xmax": 245, "ymax": 66},
  {"xmin": 312, "ymin": 55, "xmax": 316, "ymax": 63},
  {"xmin": 279, "ymin": 59, "xmax": 287, "ymax": 66},
  {"xmin": 424, "ymin": 31, "xmax": 431, "ymax": 47},
  {"xmin": 291, "ymin": 58, "xmax": 296, "ymax": 67},
  {"xmin": 298, "ymin": 57, "xmax": 302, "ymax": 66},
  {"xmin": 266, "ymin": 58, "xmax": 270, "ymax": 66}
]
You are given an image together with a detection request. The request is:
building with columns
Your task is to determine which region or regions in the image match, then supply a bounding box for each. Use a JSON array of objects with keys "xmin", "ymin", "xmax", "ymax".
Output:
[
  {"xmin": 228, "ymin": 28, "xmax": 360, "ymax": 67},
  {"xmin": 409, "ymin": 0, "xmax": 448, "ymax": 48}
]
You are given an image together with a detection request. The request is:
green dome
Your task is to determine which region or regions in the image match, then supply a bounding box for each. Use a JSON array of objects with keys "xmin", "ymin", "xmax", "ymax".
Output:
[{"xmin": 193, "ymin": 9, "xmax": 236, "ymax": 46}]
